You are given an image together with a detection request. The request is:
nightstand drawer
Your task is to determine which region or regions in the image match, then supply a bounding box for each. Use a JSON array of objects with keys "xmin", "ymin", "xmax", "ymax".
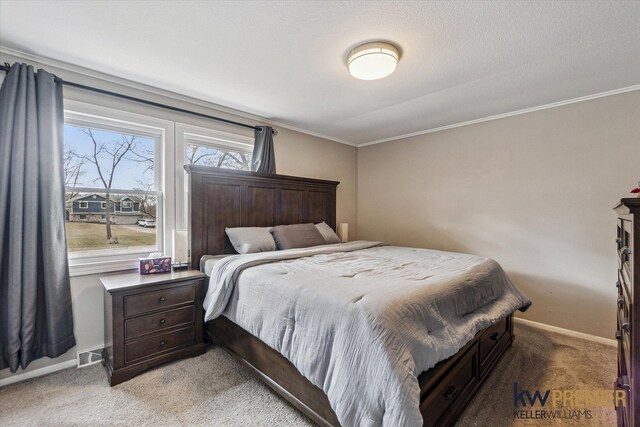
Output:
[
  {"xmin": 101, "ymin": 270, "xmax": 206, "ymax": 386},
  {"xmin": 125, "ymin": 326, "xmax": 195, "ymax": 363},
  {"xmin": 124, "ymin": 284, "xmax": 195, "ymax": 317},
  {"xmin": 125, "ymin": 306, "xmax": 195, "ymax": 340}
]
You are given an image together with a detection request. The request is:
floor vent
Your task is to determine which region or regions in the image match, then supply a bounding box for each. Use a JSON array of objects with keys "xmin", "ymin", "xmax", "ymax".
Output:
[{"xmin": 77, "ymin": 346, "xmax": 104, "ymax": 368}]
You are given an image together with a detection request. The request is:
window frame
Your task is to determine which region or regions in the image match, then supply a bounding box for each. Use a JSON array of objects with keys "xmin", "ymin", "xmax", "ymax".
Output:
[
  {"xmin": 64, "ymin": 100, "xmax": 175, "ymax": 276},
  {"xmin": 175, "ymin": 123, "xmax": 253, "ymax": 229}
]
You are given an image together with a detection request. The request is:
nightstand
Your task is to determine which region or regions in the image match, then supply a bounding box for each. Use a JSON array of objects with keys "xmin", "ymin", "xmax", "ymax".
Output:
[{"xmin": 100, "ymin": 269, "xmax": 206, "ymax": 386}]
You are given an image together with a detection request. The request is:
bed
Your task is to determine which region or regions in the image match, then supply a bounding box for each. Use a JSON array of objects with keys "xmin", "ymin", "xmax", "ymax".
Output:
[{"xmin": 186, "ymin": 165, "xmax": 530, "ymax": 427}]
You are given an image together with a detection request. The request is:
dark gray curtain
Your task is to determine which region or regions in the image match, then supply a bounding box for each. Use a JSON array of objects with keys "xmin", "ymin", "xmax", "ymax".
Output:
[
  {"xmin": 0, "ymin": 63, "xmax": 76, "ymax": 373},
  {"xmin": 251, "ymin": 126, "xmax": 276, "ymax": 174}
]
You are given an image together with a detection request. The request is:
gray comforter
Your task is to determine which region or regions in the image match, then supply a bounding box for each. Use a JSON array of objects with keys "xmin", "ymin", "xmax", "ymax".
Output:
[{"xmin": 203, "ymin": 241, "xmax": 531, "ymax": 427}]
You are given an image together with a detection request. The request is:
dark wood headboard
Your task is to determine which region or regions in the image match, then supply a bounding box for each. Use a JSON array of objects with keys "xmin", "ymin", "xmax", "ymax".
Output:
[{"xmin": 185, "ymin": 165, "xmax": 339, "ymax": 269}]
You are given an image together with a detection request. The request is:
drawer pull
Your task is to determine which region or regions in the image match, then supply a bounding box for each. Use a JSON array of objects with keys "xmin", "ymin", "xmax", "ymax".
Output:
[
  {"xmin": 616, "ymin": 237, "xmax": 622, "ymax": 245},
  {"xmin": 160, "ymin": 318, "xmax": 166, "ymax": 325},
  {"xmin": 620, "ymin": 247, "xmax": 631, "ymax": 256},
  {"xmin": 490, "ymin": 332, "xmax": 500, "ymax": 341},
  {"xmin": 619, "ymin": 376, "xmax": 631, "ymax": 392},
  {"xmin": 160, "ymin": 340, "xmax": 166, "ymax": 346},
  {"xmin": 617, "ymin": 296, "xmax": 625, "ymax": 308},
  {"xmin": 615, "ymin": 330, "xmax": 622, "ymax": 340},
  {"xmin": 443, "ymin": 385, "xmax": 458, "ymax": 401},
  {"xmin": 159, "ymin": 297, "xmax": 166, "ymax": 302},
  {"xmin": 621, "ymin": 318, "xmax": 630, "ymax": 332}
]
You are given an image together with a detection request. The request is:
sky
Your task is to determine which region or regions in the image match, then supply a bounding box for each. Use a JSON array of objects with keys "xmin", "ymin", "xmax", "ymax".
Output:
[{"xmin": 64, "ymin": 125, "xmax": 155, "ymax": 190}]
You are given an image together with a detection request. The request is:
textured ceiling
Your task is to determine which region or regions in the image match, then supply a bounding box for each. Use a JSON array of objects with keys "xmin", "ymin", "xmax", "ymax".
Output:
[{"xmin": 1, "ymin": 1, "xmax": 639, "ymax": 145}]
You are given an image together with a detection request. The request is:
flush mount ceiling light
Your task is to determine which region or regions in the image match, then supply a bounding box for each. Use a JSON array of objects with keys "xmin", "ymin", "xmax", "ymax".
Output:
[{"xmin": 347, "ymin": 42, "xmax": 399, "ymax": 80}]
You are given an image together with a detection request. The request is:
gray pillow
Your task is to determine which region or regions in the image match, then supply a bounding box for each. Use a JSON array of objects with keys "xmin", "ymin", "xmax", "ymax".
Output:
[
  {"xmin": 315, "ymin": 222, "xmax": 341, "ymax": 244},
  {"xmin": 271, "ymin": 223, "xmax": 326, "ymax": 250},
  {"xmin": 225, "ymin": 227, "xmax": 276, "ymax": 254}
]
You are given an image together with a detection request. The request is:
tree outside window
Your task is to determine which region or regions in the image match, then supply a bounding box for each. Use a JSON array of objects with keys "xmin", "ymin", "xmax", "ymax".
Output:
[
  {"xmin": 64, "ymin": 125, "xmax": 158, "ymax": 255},
  {"xmin": 185, "ymin": 143, "xmax": 250, "ymax": 170}
]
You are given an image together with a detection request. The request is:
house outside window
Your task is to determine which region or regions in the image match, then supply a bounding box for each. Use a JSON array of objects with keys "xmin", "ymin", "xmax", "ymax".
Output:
[
  {"xmin": 64, "ymin": 104, "xmax": 166, "ymax": 268},
  {"xmin": 62, "ymin": 101, "xmax": 252, "ymax": 275}
]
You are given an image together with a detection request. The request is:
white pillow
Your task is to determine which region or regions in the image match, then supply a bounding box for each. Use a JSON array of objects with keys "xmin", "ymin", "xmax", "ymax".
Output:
[
  {"xmin": 225, "ymin": 227, "xmax": 276, "ymax": 254},
  {"xmin": 315, "ymin": 222, "xmax": 341, "ymax": 244},
  {"xmin": 201, "ymin": 255, "xmax": 230, "ymax": 276}
]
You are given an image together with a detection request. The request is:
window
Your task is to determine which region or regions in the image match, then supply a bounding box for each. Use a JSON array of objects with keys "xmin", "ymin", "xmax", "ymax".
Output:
[
  {"xmin": 64, "ymin": 107, "xmax": 165, "ymax": 262},
  {"xmin": 62, "ymin": 101, "xmax": 252, "ymax": 275},
  {"xmin": 185, "ymin": 142, "xmax": 251, "ymax": 169},
  {"xmin": 179, "ymin": 124, "xmax": 253, "ymax": 171},
  {"xmin": 175, "ymin": 123, "xmax": 253, "ymax": 228}
]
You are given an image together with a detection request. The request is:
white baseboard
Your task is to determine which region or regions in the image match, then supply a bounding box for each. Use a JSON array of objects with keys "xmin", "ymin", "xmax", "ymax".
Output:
[
  {"xmin": 0, "ymin": 358, "xmax": 77, "ymax": 388},
  {"xmin": 0, "ymin": 318, "xmax": 616, "ymax": 387},
  {"xmin": 514, "ymin": 317, "xmax": 616, "ymax": 347}
]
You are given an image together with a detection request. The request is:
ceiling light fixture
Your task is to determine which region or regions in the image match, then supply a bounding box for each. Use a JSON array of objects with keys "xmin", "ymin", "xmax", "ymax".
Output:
[{"xmin": 347, "ymin": 42, "xmax": 399, "ymax": 81}]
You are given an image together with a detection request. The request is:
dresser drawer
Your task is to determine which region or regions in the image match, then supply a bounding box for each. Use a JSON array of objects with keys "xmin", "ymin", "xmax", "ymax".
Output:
[
  {"xmin": 420, "ymin": 344, "xmax": 478, "ymax": 427},
  {"xmin": 125, "ymin": 306, "xmax": 194, "ymax": 340},
  {"xmin": 125, "ymin": 326, "xmax": 195, "ymax": 363},
  {"xmin": 124, "ymin": 284, "xmax": 195, "ymax": 317},
  {"xmin": 621, "ymin": 263, "xmax": 633, "ymax": 298},
  {"xmin": 479, "ymin": 317, "xmax": 509, "ymax": 365},
  {"xmin": 615, "ymin": 375, "xmax": 632, "ymax": 427},
  {"xmin": 618, "ymin": 310, "xmax": 631, "ymax": 377},
  {"xmin": 618, "ymin": 271, "xmax": 632, "ymax": 301}
]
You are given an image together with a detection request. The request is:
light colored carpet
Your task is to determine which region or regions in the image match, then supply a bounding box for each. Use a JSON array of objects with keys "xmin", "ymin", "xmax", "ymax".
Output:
[
  {"xmin": 457, "ymin": 324, "xmax": 616, "ymax": 427},
  {"xmin": 0, "ymin": 324, "xmax": 616, "ymax": 427}
]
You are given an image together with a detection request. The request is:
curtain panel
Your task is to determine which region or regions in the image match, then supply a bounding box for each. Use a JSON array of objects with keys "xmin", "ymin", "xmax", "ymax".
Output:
[
  {"xmin": 251, "ymin": 126, "xmax": 276, "ymax": 174},
  {"xmin": 0, "ymin": 63, "xmax": 76, "ymax": 373}
]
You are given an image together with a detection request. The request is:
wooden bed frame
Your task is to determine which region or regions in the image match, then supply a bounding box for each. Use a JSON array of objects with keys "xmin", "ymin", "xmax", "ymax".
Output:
[{"xmin": 186, "ymin": 165, "xmax": 515, "ymax": 427}]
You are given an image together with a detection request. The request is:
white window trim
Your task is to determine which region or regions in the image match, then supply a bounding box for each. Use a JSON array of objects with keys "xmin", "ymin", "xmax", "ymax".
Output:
[
  {"xmin": 101, "ymin": 202, "xmax": 107, "ymax": 209},
  {"xmin": 64, "ymin": 100, "xmax": 175, "ymax": 277},
  {"xmin": 122, "ymin": 201, "xmax": 132, "ymax": 208},
  {"xmin": 79, "ymin": 201, "xmax": 88, "ymax": 209}
]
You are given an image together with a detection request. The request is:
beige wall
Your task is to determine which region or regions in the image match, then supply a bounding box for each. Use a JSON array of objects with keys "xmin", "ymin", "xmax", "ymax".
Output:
[
  {"xmin": 0, "ymin": 52, "xmax": 358, "ymax": 381},
  {"xmin": 358, "ymin": 90, "xmax": 640, "ymax": 339},
  {"xmin": 2, "ymin": 50, "xmax": 636, "ymax": 383}
]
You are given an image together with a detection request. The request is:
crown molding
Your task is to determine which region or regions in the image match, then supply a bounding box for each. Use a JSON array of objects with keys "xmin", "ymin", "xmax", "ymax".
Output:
[
  {"xmin": 3, "ymin": 46, "xmax": 638, "ymax": 149},
  {"xmin": 0, "ymin": 47, "xmax": 357, "ymax": 147},
  {"xmin": 358, "ymin": 83, "xmax": 640, "ymax": 147}
]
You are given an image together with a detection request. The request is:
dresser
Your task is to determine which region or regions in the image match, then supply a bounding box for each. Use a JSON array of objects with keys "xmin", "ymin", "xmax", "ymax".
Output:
[
  {"xmin": 100, "ymin": 269, "xmax": 206, "ymax": 386},
  {"xmin": 614, "ymin": 198, "xmax": 640, "ymax": 427}
]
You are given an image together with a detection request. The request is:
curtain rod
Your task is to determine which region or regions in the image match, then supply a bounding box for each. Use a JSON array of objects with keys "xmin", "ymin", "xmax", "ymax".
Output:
[{"xmin": 0, "ymin": 62, "xmax": 276, "ymax": 135}]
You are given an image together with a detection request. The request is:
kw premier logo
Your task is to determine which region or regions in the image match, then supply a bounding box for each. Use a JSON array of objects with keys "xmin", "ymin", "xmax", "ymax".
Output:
[{"xmin": 512, "ymin": 383, "xmax": 627, "ymax": 420}]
